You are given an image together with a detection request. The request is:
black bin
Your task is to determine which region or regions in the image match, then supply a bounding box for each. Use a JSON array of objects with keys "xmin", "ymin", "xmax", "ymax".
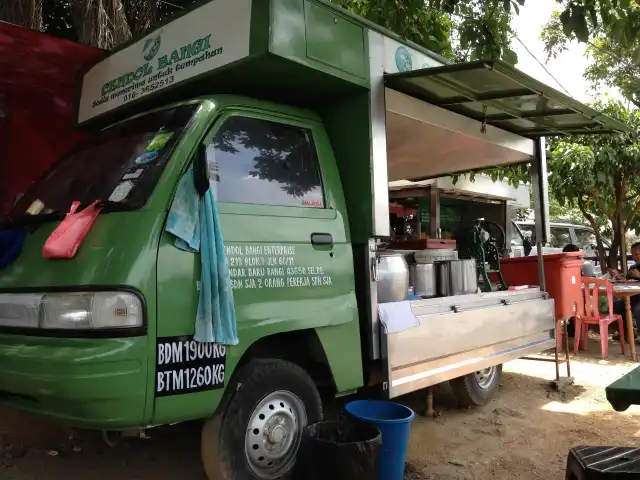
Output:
[
  {"xmin": 293, "ymin": 420, "xmax": 381, "ymax": 480},
  {"xmin": 567, "ymin": 446, "xmax": 640, "ymax": 479}
]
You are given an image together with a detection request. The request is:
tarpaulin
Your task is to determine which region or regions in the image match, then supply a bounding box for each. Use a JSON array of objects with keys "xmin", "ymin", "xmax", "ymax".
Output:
[{"xmin": 0, "ymin": 22, "xmax": 102, "ymax": 215}]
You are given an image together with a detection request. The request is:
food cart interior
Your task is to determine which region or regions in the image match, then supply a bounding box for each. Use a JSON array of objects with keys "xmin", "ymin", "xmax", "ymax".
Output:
[{"xmin": 372, "ymin": 61, "xmax": 632, "ymax": 399}]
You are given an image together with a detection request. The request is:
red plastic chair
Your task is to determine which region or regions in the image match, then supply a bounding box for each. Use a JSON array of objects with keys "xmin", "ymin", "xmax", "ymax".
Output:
[{"xmin": 574, "ymin": 277, "xmax": 625, "ymax": 359}]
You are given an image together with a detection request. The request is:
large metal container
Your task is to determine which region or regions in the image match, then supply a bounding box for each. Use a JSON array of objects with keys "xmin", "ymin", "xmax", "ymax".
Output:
[
  {"xmin": 376, "ymin": 252, "xmax": 410, "ymax": 303},
  {"xmin": 389, "ymin": 250, "xmax": 419, "ymax": 264},
  {"xmin": 409, "ymin": 263, "xmax": 437, "ymax": 298},
  {"xmin": 437, "ymin": 259, "xmax": 478, "ymax": 297}
]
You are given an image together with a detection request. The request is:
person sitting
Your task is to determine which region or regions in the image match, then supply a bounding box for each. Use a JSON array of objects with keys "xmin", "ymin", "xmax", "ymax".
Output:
[
  {"xmin": 625, "ymin": 241, "xmax": 640, "ymax": 281},
  {"xmin": 612, "ymin": 242, "xmax": 640, "ymax": 341}
]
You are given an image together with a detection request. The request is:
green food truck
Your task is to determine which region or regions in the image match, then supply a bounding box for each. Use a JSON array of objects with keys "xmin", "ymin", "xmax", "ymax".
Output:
[{"xmin": 0, "ymin": 0, "xmax": 630, "ymax": 478}]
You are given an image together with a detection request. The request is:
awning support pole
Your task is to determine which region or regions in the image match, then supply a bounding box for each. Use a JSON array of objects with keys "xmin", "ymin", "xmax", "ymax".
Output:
[
  {"xmin": 532, "ymin": 137, "xmax": 550, "ymax": 291},
  {"xmin": 525, "ymin": 137, "xmax": 574, "ymax": 390}
]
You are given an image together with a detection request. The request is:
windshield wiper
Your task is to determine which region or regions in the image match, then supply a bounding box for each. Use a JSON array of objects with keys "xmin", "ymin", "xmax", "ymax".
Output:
[
  {"xmin": 0, "ymin": 211, "xmax": 66, "ymax": 231},
  {"xmin": 1, "ymin": 201, "xmax": 137, "ymax": 231},
  {"xmin": 99, "ymin": 201, "xmax": 137, "ymax": 213}
]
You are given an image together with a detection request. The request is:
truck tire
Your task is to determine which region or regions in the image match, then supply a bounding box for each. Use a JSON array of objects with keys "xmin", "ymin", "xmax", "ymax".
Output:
[
  {"xmin": 450, "ymin": 364, "xmax": 502, "ymax": 407},
  {"xmin": 201, "ymin": 358, "xmax": 322, "ymax": 480}
]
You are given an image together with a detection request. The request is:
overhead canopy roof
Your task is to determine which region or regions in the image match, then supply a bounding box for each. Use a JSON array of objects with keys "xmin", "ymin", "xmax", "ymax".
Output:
[
  {"xmin": 385, "ymin": 60, "xmax": 633, "ymax": 138},
  {"xmin": 384, "ymin": 88, "xmax": 535, "ymax": 181}
]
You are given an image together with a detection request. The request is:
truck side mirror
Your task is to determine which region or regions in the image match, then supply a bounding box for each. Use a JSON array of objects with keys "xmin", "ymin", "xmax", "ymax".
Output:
[{"xmin": 193, "ymin": 144, "xmax": 210, "ymax": 197}]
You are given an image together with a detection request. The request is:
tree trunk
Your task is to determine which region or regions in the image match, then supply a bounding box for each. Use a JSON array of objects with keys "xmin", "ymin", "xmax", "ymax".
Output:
[
  {"xmin": 72, "ymin": 0, "xmax": 131, "ymax": 50},
  {"xmin": 0, "ymin": 0, "xmax": 43, "ymax": 30},
  {"xmin": 579, "ymin": 199, "xmax": 608, "ymax": 269},
  {"xmin": 126, "ymin": 0, "xmax": 159, "ymax": 38},
  {"xmin": 608, "ymin": 217, "xmax": 623, "ymax": 270}
]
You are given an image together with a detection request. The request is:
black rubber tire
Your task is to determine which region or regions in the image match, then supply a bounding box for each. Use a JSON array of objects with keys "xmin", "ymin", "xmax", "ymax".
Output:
[
  {"xmin": 450, "ymin": 364, "xmax": 502, "ymax": 407},
  {"xmin": 201, "ymin": 358, "xmax": 322, "ymax": 480}
]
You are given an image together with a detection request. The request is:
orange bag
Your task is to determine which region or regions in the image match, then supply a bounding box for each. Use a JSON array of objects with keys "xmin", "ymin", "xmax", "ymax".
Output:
[{"xmin": 42, "ymin": 201, "xmax": 103, "ymax": 259}]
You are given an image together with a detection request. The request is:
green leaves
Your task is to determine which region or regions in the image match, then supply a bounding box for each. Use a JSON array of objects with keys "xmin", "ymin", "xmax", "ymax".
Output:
[
  {"xmin": 572, "ymin": 6, "xmax": 591, "ymax": 42},
  {"xmin": 544, "ymin": 99, "xmax": 640, "ymax": 236},
  {"xmin": 554, "ymin": 0, "xmax": 640, "ymax": 48},
  {"xmin": 559, "ymin": 9, "xmax": 575, "ymax": 37},
  {"xmin": 502, "ymin": 47, "xmax": 518, "ymax": 65},
  {"xmin": 334, "ymin": 0, "xmax": 455, "ymax": 58},
  {"xmin": 333, "ymin": 0, "xmax": 520, "ymax": 64}
]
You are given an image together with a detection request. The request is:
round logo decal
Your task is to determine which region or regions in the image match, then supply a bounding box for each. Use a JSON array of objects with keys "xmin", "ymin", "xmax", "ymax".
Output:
[
  {"xmin": 143, "ymin": 35, "xmax": 161, "ymax": 61},
  {"xmin": 395, "ymin": 46, "xmax": 413, "ymax": 72},
  {"xmin": 135, "ymin": 151, "xmax": 159, "ymax": 165}
]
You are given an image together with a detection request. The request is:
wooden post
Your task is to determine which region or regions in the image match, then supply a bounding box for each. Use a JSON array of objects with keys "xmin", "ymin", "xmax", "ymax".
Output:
[{"xmin": 625, "ymin": 295, "xmax": 637, "ymax": 361}]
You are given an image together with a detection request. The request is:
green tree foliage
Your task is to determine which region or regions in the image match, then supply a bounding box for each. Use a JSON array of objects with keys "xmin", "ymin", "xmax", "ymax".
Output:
[
  {"xmin": 333, "ymin": 0, "xmax": 519, "ymax": 63},
  {"xmin": 547, "ymin": 99, "xmax": 640, "ymax": 268},
  {"xmin": 542, "ymin": 1, "xmax": 640, "ymax": 52},
  {"xmin": 3, "ymin": 0, "xmax": 187, "ymax": 50},
  {"xmin": 470, "ymin": 100, "xmax": 640, "ymax": 268},
  {"xmin": 5, "ymin": 0, "xmax": 637, "ymax": 57},
  {"xmin": 41, "ymin": 0, "xmax": 75, "ymax": 41},
  {"xmin": 543, "ymin": 10, "xmax": 640, "ymax": 108}
]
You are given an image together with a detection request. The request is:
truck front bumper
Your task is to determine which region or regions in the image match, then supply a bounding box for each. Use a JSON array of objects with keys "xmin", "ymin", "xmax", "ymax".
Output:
[{"xmin": 0, "ymin": 334, "xmax": 149, "ymax": 429}]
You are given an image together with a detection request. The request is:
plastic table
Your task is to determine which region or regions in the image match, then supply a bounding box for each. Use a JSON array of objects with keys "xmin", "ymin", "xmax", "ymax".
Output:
[{"xmin": 606, "ymin": 365, "xmax": 640, "ymax": 412}]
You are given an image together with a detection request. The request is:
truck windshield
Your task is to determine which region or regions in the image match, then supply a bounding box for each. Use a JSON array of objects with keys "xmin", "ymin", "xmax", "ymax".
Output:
[{"xmin": 10, "ymin": 104, "xmax": 198, "ymax": 218}]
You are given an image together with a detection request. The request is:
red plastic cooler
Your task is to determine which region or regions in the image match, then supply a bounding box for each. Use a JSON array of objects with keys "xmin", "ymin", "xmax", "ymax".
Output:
[{"xmin": 498, "ymin": 252, "xmax": 584, "ymax": 320}]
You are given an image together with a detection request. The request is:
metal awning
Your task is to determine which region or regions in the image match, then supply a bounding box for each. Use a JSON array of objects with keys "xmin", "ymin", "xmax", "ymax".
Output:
[{"xmin": 384, "ymin": 60, "xmax": 633, "ymax": 138}]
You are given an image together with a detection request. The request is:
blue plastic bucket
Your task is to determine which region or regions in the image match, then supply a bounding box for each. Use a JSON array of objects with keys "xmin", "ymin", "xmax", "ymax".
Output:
[{"xmin": 344, "ymin": 400, "xmax": 415, "ymax": 480}]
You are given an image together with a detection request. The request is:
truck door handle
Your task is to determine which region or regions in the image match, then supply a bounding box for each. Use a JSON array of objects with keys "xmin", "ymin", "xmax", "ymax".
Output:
[{"xmin": 311, "ymin": 233, "xmax": 333, "ymax": 245}]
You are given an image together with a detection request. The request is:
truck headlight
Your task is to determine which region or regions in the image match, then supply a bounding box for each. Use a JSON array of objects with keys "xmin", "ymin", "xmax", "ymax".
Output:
[{"xmin": 0, "ymin": 291, "xmax": 143, "ymax": 330}]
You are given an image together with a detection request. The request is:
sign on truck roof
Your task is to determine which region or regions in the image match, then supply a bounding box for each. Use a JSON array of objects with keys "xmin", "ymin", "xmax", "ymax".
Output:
[
  {"xmin": 77, "ymin": 0, "xmax": 251, "ymax": 124},
  {"xmin": 76, "ymin": 0, "xmax": 630, "ymax": 138},
  {"xmin": 76, "ymin": 0, "xmax": 451, "ymax": 126}
]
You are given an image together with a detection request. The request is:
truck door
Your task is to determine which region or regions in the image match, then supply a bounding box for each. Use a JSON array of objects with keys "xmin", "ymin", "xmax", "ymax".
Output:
[
  {"xmin": 202, "ymin": 109, "xmax": 354, "ymax": 334},
  {"xmin": 153, "ymin": 107, "xmax": 358, "ymax": 420}
]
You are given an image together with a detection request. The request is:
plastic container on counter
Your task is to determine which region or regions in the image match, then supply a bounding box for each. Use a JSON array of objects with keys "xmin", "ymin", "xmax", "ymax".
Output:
[{"xmin": 492, "ymin": 252, "xmax": 584, "ymax": 320}]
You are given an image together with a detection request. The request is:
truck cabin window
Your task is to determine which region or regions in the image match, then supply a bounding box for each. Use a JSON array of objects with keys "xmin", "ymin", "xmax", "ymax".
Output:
[
  {"xmin": 11, "ymin": 105, "xmax": 198, "ymax": 218},
  {"xmin": 208, "ymin": 116, "xmax": 325, "ymax": 208},
  {"xmin": 510, "ymin": 225, "xmax": 523, "ymax": 246},
  {"xmin": 519, "ymin": 224, "xmax": 535, "ymax": 244}
]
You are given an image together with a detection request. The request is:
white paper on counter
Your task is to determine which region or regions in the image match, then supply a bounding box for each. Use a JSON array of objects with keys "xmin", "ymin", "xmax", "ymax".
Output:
[{"xmin": 378, "ymin": 301, "xmax": 420, "ymax": 334}]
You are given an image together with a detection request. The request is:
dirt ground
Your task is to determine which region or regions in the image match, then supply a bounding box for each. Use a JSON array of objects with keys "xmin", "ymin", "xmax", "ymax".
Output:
[{"xmin": 1, "ymin": 336, "xmax": 639, "ymax": 480}]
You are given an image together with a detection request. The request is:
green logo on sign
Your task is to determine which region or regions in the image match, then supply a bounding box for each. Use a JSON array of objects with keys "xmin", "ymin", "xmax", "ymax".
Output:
[
  {"xmin": 395, "ymin": 46, "xmax": 412, "ymax": 72},
  {"xmin": 143, "ymin": 35, "xmax": 161, "ymax": 61}
]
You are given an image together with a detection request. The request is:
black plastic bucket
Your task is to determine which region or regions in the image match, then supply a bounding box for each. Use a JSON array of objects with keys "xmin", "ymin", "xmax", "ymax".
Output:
[{"xmin": 293, "ymin": 420, "xmax": 381, "ymax": 480}]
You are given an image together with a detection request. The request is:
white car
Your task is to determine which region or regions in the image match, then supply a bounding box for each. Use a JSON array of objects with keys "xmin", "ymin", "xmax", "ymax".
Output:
[{"xmin": 511, "ymin": 221, "xmax": 633, "ymax": 274}]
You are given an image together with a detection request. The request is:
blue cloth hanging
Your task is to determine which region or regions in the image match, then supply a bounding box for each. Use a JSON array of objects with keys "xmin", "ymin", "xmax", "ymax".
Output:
[
  {"xmin": 166, "ymin": 169, "xmax": 238, "ymax": 345},
  {"xmin": 0, "ymin": 227, "xmax": 26, "ymax": 269}
]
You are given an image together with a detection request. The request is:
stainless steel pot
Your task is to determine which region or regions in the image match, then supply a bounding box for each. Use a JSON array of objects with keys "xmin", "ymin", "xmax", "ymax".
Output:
[
  {"xmin": 409, "ymin": 263, "xmax": 437, "ymax": 298},
  {"xmin": 437, "ymin": 259, "xmax": 478, "ymax": 297},
  {"xmin": 389, "ymin": 250, "xmax": 418, "ymax": 264},
  {"xmin": 376, "ymin": 252, "xmax": 410, "ymax": 303}
]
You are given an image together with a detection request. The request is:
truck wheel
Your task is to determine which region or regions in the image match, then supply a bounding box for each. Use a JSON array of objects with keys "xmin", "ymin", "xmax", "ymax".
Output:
[
  {"xmin": 450, "ymin": 364, "xmax": 502, "ymax": 407},
  {"xmin": 201, "ymin": 358, "xmax": 322, "ymax": 480}
]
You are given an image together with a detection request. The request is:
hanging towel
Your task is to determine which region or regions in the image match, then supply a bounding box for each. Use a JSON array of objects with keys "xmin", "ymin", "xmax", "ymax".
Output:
[{"xmin": 166, "ymin": 168, "xmax": 238, "ymax": 345}]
